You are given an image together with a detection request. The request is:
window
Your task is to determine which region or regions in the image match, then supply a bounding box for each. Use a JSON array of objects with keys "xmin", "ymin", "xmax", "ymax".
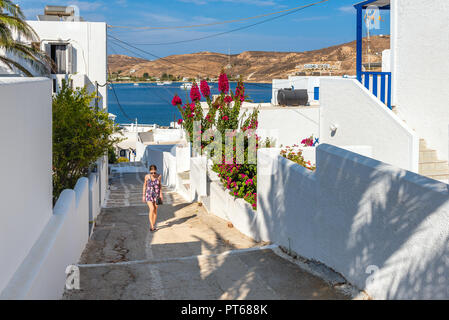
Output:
[
  {"xmin": 50, "ymin": 44, "xmax": 67, "ymax": 74},
  {"xmin": 45, "ymin": 43, "xmax": 75, "ymax": 75}
]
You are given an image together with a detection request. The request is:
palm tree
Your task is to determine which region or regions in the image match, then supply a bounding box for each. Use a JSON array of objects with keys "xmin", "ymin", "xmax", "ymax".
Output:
[{"xmin": 0, "ymin": 0, "xmax": 52, "ymax": 76}]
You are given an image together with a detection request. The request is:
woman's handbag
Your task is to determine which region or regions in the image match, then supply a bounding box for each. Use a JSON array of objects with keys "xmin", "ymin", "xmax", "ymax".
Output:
[{"xmin": 156, "ymin": 197, "xmax": 163, "ymax": 205}]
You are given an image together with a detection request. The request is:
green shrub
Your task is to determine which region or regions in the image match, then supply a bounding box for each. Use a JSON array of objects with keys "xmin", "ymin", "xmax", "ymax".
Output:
[{"xmin": 52, "ymin": 80, "xmax": 122, "ymax": 203}]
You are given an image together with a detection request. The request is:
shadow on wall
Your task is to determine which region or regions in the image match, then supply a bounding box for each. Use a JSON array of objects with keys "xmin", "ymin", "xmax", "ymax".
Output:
[{"xmin": 256, "ymin": 144, "xmax": 449, "ymax": 299}]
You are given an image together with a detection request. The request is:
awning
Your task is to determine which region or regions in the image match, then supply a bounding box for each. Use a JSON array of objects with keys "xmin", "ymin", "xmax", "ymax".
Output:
[{"xmin": 354, "ymin": 0, "xmax": 390, "ymax": 9}]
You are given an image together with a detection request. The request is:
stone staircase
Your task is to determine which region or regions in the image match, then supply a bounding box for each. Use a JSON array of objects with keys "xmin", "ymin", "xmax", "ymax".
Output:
[{"xmin": 419, "ymin": 139, "xmax": 449, "ymax": 181}]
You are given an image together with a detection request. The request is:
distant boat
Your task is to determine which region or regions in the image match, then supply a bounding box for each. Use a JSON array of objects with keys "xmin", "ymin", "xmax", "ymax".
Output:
[
  {"xmin": 163, "ymin": 81, "xmax": 173, "ymax": 85},
  {"xmin": 180, "ymin": 83, "xmax": 192, "ymax": 90},
  {"xmin": 134, "ymin": 83, "xmax": 139, "ymax": 86},
  {"xmin": 156, "ymin": 81, "xmax": 164, "ymax": 86}
]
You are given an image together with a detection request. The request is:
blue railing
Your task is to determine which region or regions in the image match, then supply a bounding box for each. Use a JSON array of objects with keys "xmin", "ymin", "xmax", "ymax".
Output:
[{"xmin": 360, "ymin": 72, "xmax": 392, "ymax": 109}]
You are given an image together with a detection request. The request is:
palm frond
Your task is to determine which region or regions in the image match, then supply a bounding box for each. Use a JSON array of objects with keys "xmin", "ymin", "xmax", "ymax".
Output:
[
  {"xmin": 0, "ymin": 0, "xmax": 24, "ymax": 19},
  {"xmin": 0, "ymin": 14, "xmax": 38, "ymax": 41},
  {"xmin": 0, "ymin": 55, "xmax": 33, "ymax": 76}
]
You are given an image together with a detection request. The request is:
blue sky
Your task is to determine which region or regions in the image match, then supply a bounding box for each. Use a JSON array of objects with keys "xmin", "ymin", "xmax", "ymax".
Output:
[{"xmin": 20, "ymin": 0, "xmax": 390, "ymax": 58}]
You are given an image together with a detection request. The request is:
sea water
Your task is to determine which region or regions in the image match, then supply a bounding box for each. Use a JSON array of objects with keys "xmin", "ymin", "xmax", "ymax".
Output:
[{"xmin": 107, "ymin": 82, "xmax": 272, "ymax": 126}]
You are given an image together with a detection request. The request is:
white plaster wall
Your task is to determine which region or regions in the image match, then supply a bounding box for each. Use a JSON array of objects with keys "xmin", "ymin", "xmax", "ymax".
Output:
[
  {"xmin": 0, "ymin": 173, "xmax": 100, "ymax": 299},
  {"xmin": 209, "ymin": 181, "xmax": 258, "ymax": 240},
  {"xmin": 27, "ymin": 21, "xmax": 108, "ymax": 110},
  {"xmin": 391, "ymin": 0, "xmax": 449, "ymax": 161},
  {"xmin": 258, "ymin": 107, "xmax": 320, "ymax": 148},
  {"xmin": 190, "ymin": 156, "xmax": 207, "ymax": 201},
  {"xmin": 176, "ymin": 144, "xmax": 191, "ymax": 173},
  {"xmin": 382, "ymin": 50, "xmax": 391, "ymax": 73},
  {"xmin": 97, "ymin": 156, "xmax": 108, "ymax": 207},
  {"xmin": 255, "ymin": 145, "xmax": 449, "ymax": 299},
  {"xmin": 88, "ymin": 173, "xmax": 100, "ymax": 234},
  {"xmin": 153, "ymin": 129, "xmax": 184, "ymax": 143},
  {"xmin": 0, "ymin": 78, "xmax": 52, "ymax": 294},
  {"xmin": 320, "ymin": 78, "xmax": 419, "ymax": 172},
  {"xmin": 140, "ymin": 145, "xmax": 179, "ymax": 188}
]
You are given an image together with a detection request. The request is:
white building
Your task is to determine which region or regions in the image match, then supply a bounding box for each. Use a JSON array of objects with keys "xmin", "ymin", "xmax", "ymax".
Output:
[
  {"xmin": 272, "ymin": 0, "xmax": 449, "ymax": 181},
  {"xmin": 0, "ymin": 6, "xmax": 108, "ymax": 110}
]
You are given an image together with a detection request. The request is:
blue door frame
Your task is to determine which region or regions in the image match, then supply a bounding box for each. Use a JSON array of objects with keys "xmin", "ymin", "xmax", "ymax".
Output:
[{"xmin": 354, "ymin": 0, "xmax": 392, "ymax": 109}]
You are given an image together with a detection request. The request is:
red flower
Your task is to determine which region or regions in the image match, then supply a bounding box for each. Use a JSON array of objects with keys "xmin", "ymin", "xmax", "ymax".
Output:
[
  {"xmin": 222, "ymin": 116, "xmax": 229, "ymax": 121},
  {"xmin": 189, "ymin": 103, "xmax": 195, "ymax": 112},
  {"xmin": 218, "ymin": 72, "xmax": 229, "ymax": 94},
  {"xmin": 172, "ymin": 95, "xmax": 182, "ymax": 106},
  {"xmin": 177, "ymin": 119, "xmax": 183, "ymax": 125},
  {"xmin": 200, "ymin": 80, "xmax": 210, "ymax": 98},
  {"xmin": 224, "ymin": 95, "xmax": 233, "ymax": 104},
  {"xmin": 190, "ymin": 83, "xmax": 201, "ymax": 102}
]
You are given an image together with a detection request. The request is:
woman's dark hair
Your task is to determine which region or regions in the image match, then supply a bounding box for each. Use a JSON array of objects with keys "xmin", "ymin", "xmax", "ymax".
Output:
[{"xmin": 149, "ymin": 165, "xmax": 157, "ymax": 171}]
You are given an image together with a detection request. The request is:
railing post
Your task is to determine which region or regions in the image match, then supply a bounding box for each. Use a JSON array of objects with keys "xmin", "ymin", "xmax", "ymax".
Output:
[
  {"xmin": 387, "ymin": 73, "xmax": 392, "ymax": 109},
  {"xmin": 356, "ymin": 5, "xmax": 363, "ymax": 83}
]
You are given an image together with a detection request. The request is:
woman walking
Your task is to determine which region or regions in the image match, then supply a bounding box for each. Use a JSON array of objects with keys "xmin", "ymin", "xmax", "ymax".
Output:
[{"xmin": 142, "ymin": 165, "xmax": 163, "ymax": 232}]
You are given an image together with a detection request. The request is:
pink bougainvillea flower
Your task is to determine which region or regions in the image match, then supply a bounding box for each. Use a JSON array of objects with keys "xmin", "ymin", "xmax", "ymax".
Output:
[
  {"xmin": 200, "ymin": 80, "xmax": 210, "ymax": 98},
  {"xmin": 190, "ymin": 103, "xmax": 195, "ymax": 112},
  {"xmin": 218, "ymin": 72, "xmax": 229, "ymax": 94},
  {"xmin": 224, "ymin": 95, "xmax": 233, "ymax": 104},
  {"xmin": 222, "ymin": 115, "xmax": 229, "ymax": 121},
  {"xmin": 190, "ymin": 82, "xmax": 201, "ymax": 102},
  {"xmin": 172, "ymin": 95, "xmax": 182, "ymax": 106},
  {"xmin": 177, "ymin": 119, "xmax": 183, "ymax": 125}
]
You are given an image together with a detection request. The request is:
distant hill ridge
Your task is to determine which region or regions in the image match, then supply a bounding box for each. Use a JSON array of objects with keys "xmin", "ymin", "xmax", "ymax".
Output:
[{"xmin": 108, "ymin": 35, "xmax": 390, "ymax": 82}]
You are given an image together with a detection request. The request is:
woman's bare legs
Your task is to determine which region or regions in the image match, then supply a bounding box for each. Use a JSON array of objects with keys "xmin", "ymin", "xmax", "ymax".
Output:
[
  {"xmin": 147, "ymin": 202, "xmax": 158, "ymax": 231},
  {"xmin": 147, "ymin": 201, "xmax": 155, "ymax": 230}
]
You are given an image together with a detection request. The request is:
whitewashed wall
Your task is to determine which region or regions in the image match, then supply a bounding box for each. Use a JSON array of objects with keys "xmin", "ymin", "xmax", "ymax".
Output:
[
  {"xmin": 0, "ymin": 78, "xmax": 52, "ymax": 294},
  {"xmin": 140, "ymin": 144, "xmax": 191, "ymax": 189},
  {"xmin": 253, "ymin": 145, "xmax": 449, "ymax": 300},
  {"xmin": 382, "ymin": 49, "xmax": 391, "ymax": 72},
  {"xmin": 320, "ymin": 78, "xmax": 419, "ymax": 172},
  {"xmin": 391, "ymin": 0, "xmax": 449, "ymax": 161},
  {"xmin": 258, "ymin": 107, "xmax": 320, "ymax": 148},
  {"xmin": 0, "ymin": 162, "xmax": 108, "ymax": 299},
  {"xmin": 190, "ymin": 156, "xmax": 207, "ymax": 201}
]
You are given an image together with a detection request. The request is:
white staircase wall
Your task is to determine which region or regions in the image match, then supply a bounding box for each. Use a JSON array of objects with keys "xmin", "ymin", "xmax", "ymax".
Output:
[
  {"xmin": 391, "ymin": 0, "xmax": 449, "ymax": 162},
  {"xmin": 320, "ymin": 78, "xmax": 419, "ymax": 172}
]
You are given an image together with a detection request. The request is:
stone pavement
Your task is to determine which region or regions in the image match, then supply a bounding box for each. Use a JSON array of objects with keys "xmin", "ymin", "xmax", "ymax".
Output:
[{"xmin": 63, "ymin": 165, "xmax": 351, "ymax": 300}]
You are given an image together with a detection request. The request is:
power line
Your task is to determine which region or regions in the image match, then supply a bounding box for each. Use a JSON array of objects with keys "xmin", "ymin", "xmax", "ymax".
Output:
[
  {"xmin": 111, "ymin": 0, "xmax": 330, "ymax": 46},
  {"xmin": 106, "ymin": 48, "xmax": 136, "ymax": 122},
  {"xmin": 109, "ymin": 40, "xmax": 178, "ymax": 105},
  {"xmin": 107, "ymin": 1, "xmax": 328, "ymax": 31}
]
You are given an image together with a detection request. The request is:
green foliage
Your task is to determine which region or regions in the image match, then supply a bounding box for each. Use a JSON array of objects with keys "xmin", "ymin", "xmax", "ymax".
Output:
[
  {"xmin": 212, "ymin": 163, "xmax": 257, "ymax": 210},
  {"xmin": 280, "ymin": 147, "xmax": 316, "ymax": 171},
  {"xmin": 52, "ymin": 80, "xmax": 122, "ymax": 202},
  {"xmin": 108, "ymin": 146, "xmax": 118, "ymax": 164},
  {"xmin": 0, "ymin": 0, "xmax": 53, "ymax": 76}
]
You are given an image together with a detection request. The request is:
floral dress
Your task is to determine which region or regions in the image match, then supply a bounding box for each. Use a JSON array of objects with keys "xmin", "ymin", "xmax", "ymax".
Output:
[{"xmin": 145, "ymin": 176, "xmax": 161, "ymax": 203}]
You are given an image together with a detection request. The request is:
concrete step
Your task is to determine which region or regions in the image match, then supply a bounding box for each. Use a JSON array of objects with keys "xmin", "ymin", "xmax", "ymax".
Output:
[
  {"xmin": 178, "ymin": 171, "xmax": 190, "ymax": 181},
  {"xmin": 419, "ymin": 160, "xmax": 449, "ymax": 173},
  {"xmin": 420, "ymin": 139, "xmax": 427, "ymax": 150},
  {"xmin": 419, "ymin": 149, "xmax": 439, "ymax": 163},
  {"xmin": 420, "ymin": 169, "xmax": 449, "ymax": 181}
]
